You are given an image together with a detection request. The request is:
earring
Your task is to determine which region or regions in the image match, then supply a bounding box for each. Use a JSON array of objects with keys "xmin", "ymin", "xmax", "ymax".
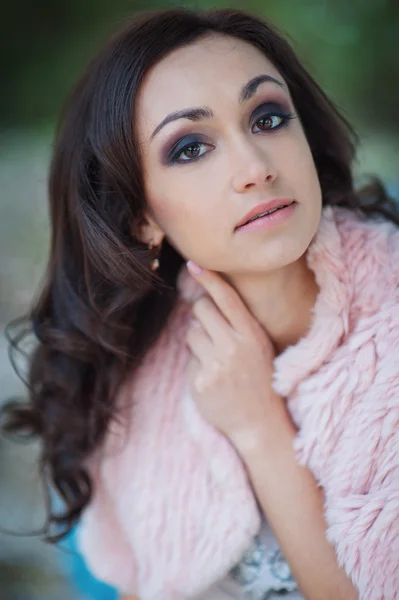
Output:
[
  {"xmin": 151, "ymin": 257, "xmax": 160, "ymax": 272},
  {"xmin": 148, "ymin": 240, "xmax": 161, "ymax": 271}
]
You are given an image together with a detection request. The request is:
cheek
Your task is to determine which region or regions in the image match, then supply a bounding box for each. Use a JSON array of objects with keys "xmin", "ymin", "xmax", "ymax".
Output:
[
  {"xmin": 147, "ymin": 160, "xmax": 224, "ymax": 235},
  {"xmin": 150, "ymin": 184, "xmax": 204, "ymax": 226},
  {"xmin": 146, "ymin": 187, "xmax": 214, "ymax": 255},
  {"xmin": 283, "ymin": 133, "xmax": 320, "ymax": 193}
]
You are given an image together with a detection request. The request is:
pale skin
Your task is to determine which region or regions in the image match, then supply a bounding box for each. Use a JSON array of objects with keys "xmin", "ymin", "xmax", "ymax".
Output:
[{"xmin": 122, "ymin": 33, "xmax": 358, "ymax": 599}]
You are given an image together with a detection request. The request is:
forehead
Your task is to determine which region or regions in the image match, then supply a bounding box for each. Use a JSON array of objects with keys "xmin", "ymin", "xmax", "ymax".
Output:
[{"xmin": 136, "ymin": 34, "xmax": 285, "ymax": 127}]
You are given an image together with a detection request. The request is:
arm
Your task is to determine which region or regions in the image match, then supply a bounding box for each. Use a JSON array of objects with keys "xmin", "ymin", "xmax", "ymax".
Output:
[
  {"xmin": 233, "ymin": 399, "xmax": 358, "ymax": 600},
  {"xmin": 185, "ymin": 264, "xmax": 358, "ymax": 600}
]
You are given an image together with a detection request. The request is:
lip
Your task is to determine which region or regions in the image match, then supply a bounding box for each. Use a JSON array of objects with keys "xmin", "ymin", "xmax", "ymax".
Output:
[{"xmin": 235, "ymin": 198, "xmax": 295, "ymax": 229}]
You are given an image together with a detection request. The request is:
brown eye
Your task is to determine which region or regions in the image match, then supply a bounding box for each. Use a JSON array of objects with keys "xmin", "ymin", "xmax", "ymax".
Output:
[
  {"xmin": 255, "ymin": 114, "xmax": 283, "ymax": 131},
  {"xmin": 183, "ymin": 143, "xmax": 201, "ymax": 159},
  {"xmin": 170, "ymin": 139, "xmax": 213, "ymax": 164}
]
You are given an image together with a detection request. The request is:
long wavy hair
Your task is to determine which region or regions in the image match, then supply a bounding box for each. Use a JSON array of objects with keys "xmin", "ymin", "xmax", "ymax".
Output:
[{"xmin": 2, "ymin": 7, "xmax": 398, "ymax": 542}]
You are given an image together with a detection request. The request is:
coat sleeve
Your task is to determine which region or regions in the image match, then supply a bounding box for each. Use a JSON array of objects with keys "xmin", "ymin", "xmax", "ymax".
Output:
[
  {"xmin": 292, "ymin": 293, "xmax": 399, "ymax": 599},
  {"xmin": 326, "ymin": 488, "xmax": 399, "ymax": 599},
  {"xmin": 76, "ymin": 460, "xmax": 139, "ymax": 595},
  {"xmin": 322, "ymin": 331, "xmax": 399, "ymax": 600}
]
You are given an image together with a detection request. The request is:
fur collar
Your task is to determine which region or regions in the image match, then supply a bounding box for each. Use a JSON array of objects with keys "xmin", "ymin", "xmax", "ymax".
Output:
[{"xmin": 78, "ymin": 205, "xmax": 399, "ymax": 600}]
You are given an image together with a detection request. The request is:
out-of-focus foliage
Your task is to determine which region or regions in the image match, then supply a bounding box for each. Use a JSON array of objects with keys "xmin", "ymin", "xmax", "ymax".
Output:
[{"xmin": 1, "ymin": 0, "xmax": 398, "ymax": 135}]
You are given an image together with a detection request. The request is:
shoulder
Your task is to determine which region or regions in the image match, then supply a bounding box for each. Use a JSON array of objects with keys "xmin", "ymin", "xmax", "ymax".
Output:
[
  {"xmin": 117, "ymin": 295, "xmax": 192, "ymax": 418},
  {"xmin": 331, "ymin": 206, "xmax": 399, "ymax": 306},
  {"xmin": 127, "ymin": 265, "xmax": 203, "ymax": 395},
  {"xmin": 293, "ymin": 207, "xmax": 399, "ymax": 477},
  {"xmin": 333, "ymin": 205, "xmax": 399, "ymax": 273}
]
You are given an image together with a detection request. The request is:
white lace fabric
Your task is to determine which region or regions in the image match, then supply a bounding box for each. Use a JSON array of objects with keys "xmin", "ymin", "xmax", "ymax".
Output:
[{"xmin": 198, "ymin": 519, "xmax": 304, "ymax": 600}]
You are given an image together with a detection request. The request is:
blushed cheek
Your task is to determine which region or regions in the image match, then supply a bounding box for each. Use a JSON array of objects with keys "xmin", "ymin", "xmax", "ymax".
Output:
[
  {"xmin": 287, "ymin": 137, "xmax": 320, "ymax": 195},
  {"xmin": 145, "ymin": 188, "xmax": 183, "ymax": 231},
  {"xmin": 146, "ymin": 191, "xmax": 169, "ymax": 221},
  {"xmin": 148, "ymin": 192, "xmax": 205, "ymax": 253}
]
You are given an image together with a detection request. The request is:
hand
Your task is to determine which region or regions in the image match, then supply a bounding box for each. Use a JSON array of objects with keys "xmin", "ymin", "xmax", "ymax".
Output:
[{"xmin": 185, "ymin": 261, "xmax": 284, "ymax": 453}]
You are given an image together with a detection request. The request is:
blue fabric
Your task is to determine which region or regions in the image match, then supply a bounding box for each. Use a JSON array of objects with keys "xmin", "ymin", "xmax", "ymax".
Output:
[
  {"xmin": 59, "ymin": 525, "xmax": 118, "ymax": 600},
  {"xmin": 389, "ymin": 181, "xmax": 399, "ymax": 202}
]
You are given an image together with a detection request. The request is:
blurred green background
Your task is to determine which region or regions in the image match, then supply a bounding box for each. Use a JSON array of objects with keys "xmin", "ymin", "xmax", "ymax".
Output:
[{"xmin": 0, "ymin": 1, "xmax": 398, "ymax": 598}]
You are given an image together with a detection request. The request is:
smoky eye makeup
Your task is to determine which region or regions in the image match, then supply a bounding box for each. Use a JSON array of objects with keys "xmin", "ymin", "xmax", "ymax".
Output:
[
  {"xmin": 158, "ymin": 96, "xmax": 296, "ymax": 165},
  {"xmin": 161, "ymin": 133, "xmax": 211, "ymax": 165},
  {"xmin": 250, "ymin": 100, "xmax": 294, "ymax": 126}
]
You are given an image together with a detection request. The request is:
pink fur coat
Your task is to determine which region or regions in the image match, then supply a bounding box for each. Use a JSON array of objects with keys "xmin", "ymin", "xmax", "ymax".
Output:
[{"xmin": 78, "ymin": 206, "xmax": 399, "ymax": 600}]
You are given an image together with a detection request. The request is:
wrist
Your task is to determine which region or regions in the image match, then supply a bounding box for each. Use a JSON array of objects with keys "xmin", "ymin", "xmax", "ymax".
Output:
[
  {"xmin": 230, "ymin": 395, "xmax": 295, "ymax": 460},
  {"xmin": 229, "ymin": 425, "xmax": 268, "ymax": 458}
]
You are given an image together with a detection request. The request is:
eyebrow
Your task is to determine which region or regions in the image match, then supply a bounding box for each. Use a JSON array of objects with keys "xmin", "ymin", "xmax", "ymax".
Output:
[{"xmin": 150, "ymin": 74, "xmax": 287, "ymax": 140}]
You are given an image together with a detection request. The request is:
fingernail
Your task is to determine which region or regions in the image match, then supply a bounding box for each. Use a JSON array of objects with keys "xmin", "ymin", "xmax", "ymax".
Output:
[{"xmin": 187, "ymin": 260, "xmax": 203, "ymax": 276}]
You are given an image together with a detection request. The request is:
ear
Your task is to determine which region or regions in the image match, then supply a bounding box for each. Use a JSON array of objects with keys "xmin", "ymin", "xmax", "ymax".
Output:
[{"xmin": 134, "ymin": 212, "xmax": 165, "ymax": 247}]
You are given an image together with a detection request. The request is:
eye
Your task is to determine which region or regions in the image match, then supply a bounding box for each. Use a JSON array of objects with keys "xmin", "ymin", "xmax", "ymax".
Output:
[
  {"xmin": 253, "ymin": 114, "xmax": 285, "ymax": 132},
  {"xmin": 169, "ymin": 137, "xmax": 213, "ymax": 164},
  {"xmin": 177, "ymin": 142, "xmax": 209, "ymax": 162},
  {"xmin": 250, "ymin": 102, "xmax": 297, "ymax": 135}
]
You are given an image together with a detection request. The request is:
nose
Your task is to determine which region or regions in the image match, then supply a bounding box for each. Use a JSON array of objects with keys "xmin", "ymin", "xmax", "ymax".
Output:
[{"xmin": 231, "ymin": 141, "xmax": 277, "ymax": 193}]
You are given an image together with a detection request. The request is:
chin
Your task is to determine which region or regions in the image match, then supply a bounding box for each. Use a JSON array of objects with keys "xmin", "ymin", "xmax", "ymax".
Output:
[{"xmin": 263, "ymin": 230, "xmax": 316, "ymax": 271}]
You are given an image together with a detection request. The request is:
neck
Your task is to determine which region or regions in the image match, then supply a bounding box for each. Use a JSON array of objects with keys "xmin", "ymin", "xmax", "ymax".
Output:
[{"xmin": 224, "ymin": 253, "xmax": 319, "ymax": 355}]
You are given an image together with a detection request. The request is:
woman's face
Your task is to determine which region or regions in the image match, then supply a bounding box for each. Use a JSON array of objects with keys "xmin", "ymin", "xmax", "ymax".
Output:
[{"xmin": 136, "ymin": 33, "xmax": 322, "ymax": 275}]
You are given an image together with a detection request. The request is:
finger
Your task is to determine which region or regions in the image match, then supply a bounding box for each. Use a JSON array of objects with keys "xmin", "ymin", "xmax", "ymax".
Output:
[
  {"xmin": 186, "ymin": 352, "xmax": 201, "ymax": 386},
  {"xmin": 186, "ymin": 319, "xmax": 213, "ymax": 365},
  {"xmin": 187, "ymin": 261, "xmax": 251, "ymax": 333},
  {"xmin": 192, "ymin": 296, "xmax": 232, "ymax": 347}
]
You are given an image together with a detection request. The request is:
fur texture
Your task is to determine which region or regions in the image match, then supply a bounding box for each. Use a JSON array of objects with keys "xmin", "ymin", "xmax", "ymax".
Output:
[{"xmin": 78, "ymin": 206, "xmax": 399, "ymax": 599}]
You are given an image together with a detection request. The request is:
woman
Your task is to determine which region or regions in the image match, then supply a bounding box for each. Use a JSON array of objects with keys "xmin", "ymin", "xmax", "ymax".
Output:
[{"xmin": 3, "ymin": 7, "xmax": 399, "ymax": 600}]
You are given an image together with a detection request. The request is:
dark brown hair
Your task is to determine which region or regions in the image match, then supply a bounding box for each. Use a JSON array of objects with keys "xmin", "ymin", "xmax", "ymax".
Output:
[{"xmin": 2, "ymin": 7, "xmax": 398, "ymax": 542}]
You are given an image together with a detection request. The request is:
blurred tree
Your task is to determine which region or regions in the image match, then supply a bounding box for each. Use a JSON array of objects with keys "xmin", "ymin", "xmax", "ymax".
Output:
[
  {"xmin": 1, "ymin": 0, "xmax": 149, "ymax": 128},
  {"xmin": 1, "ymin": 0, "xmax": 398, "ymax": 135}
]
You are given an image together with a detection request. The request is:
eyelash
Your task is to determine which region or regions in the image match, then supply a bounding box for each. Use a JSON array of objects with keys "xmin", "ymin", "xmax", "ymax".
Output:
[{"xmin": 169, "ymin": 109, "xmax": 297, "ymax": 165}]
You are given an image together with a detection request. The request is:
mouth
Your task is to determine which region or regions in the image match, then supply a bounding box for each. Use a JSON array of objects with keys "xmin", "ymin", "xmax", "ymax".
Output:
[{"xmin": 235, "ymin": 198, "xmax": 295, "ymax": 230}]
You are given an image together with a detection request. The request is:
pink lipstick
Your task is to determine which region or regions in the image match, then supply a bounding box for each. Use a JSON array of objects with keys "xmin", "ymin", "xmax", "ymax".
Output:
[{"xmin": 235, "ymin": 199, "xmax": 296, "ymax": 233}]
